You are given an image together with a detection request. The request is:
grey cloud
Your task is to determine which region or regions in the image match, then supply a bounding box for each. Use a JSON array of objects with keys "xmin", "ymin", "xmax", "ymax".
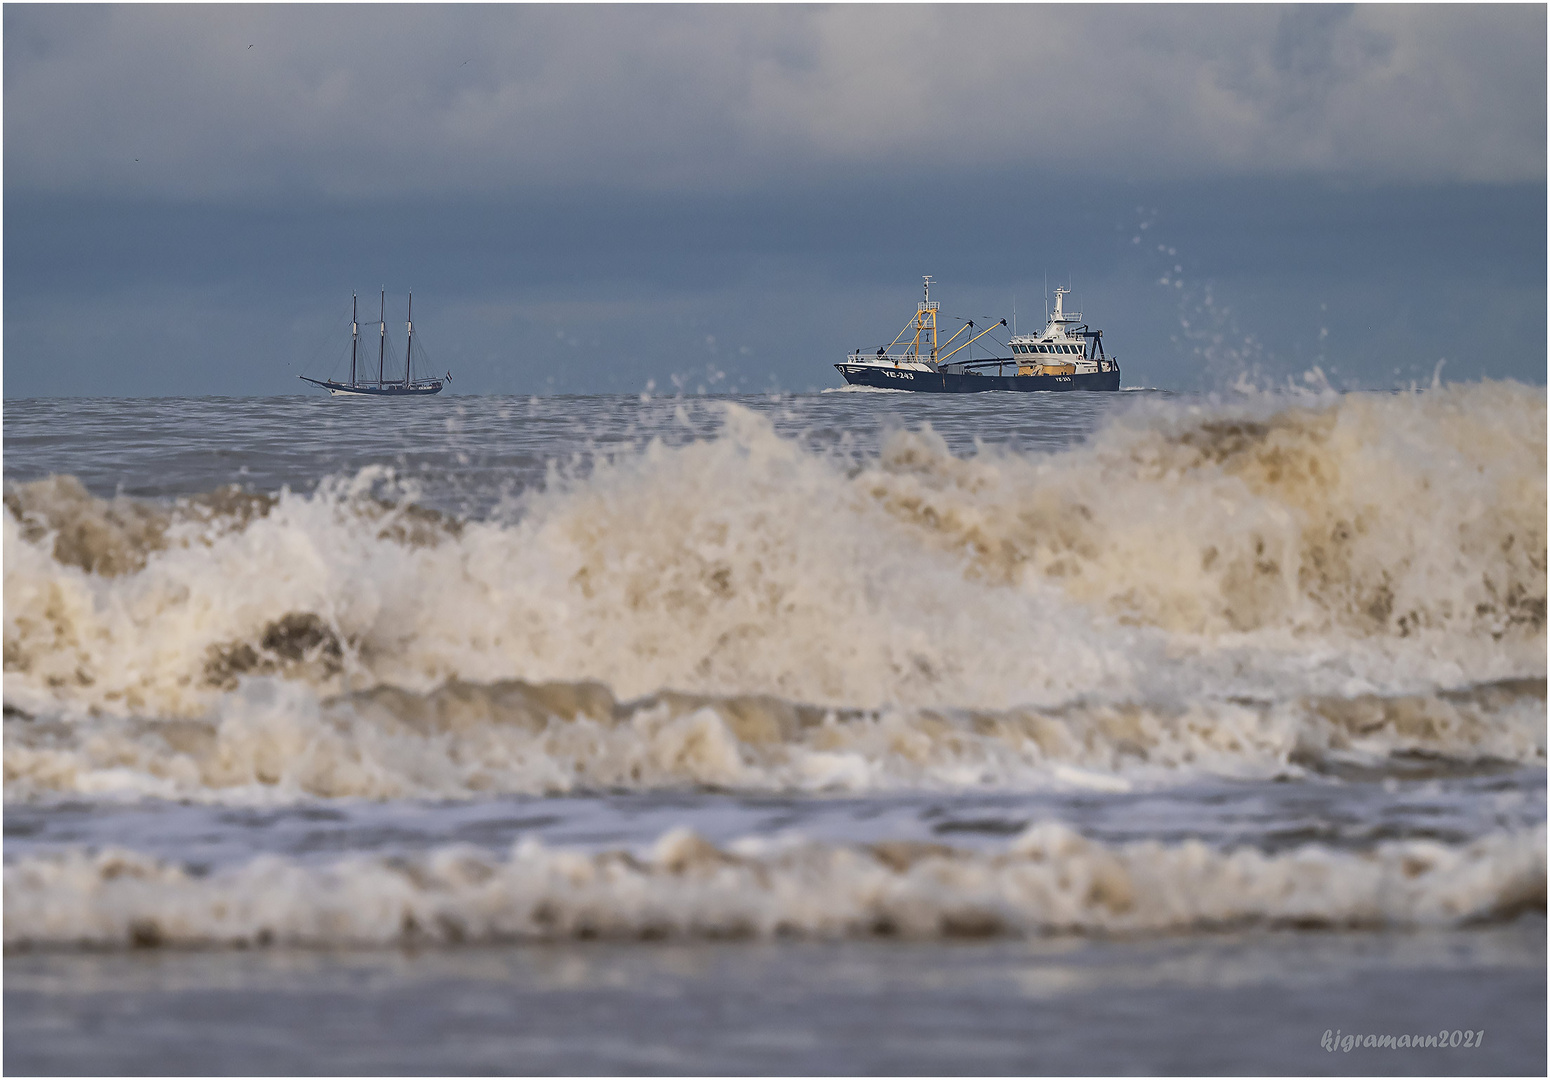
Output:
[{"xmin": 5, "ymin": 4, "xmax": 1543, "ymax": 201}]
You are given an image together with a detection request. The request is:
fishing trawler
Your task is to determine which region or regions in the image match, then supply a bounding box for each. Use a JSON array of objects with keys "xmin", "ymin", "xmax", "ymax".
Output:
[
  {"xmin": 835, "ymin": 279, "xmax": 1120, "ymax": 393},
  {"xmin": 300, "ymin": 290, "xmax": 447, "ymax": 397}
]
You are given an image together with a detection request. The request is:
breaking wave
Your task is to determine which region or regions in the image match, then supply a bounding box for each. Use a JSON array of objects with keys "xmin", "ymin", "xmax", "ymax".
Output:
[
  {"xmin": 6, "ymin": 823, "xmax": 1542, "ymax": 949},
  {"xmin": 5, "ymin": 382, "xmax": 1544, "ymax": 800},
  {"xmin": 5, "ymin": 676, "xmax": 1543, "ymax": 801}
]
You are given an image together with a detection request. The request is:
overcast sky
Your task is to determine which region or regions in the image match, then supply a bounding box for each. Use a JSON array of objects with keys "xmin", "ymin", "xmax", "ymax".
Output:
[{"xmin": 6, "ymin": 4, "xmax": 1545, "ymax": 397}]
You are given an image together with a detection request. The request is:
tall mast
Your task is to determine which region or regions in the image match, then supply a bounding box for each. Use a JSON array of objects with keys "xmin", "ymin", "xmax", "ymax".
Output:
[
  {"xmin": 916, "ymin": 276, "xmax": 939, "ymax": 364},
  {"xmin": 404, "ymin": 292, "xmax": 413, "ymax": 386},
  {"xmin": 378, "ymin": 287, "xmax": 385, "ymax": 386},
  {"xmin": 350, "ymin": 293, "xmax": 358, "ymax": 385}
]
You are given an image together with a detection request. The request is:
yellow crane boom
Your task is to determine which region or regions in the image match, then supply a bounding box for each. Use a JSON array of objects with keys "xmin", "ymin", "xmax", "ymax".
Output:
[{"xmin": 939, "ymin": 319, "xmax": 1007, "ymax": 363}]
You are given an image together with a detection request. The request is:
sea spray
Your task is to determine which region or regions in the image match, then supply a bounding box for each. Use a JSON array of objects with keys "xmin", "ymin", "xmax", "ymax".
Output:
[{"xmin": 5, "ymin": 384, "xmax": 1543, "ymax": 805}]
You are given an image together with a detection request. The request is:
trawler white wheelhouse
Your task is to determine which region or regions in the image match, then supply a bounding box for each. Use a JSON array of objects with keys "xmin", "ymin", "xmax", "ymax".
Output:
[{"xmin": 1005, "ymin": 287, "xmax": 1119, "ymax": 379}]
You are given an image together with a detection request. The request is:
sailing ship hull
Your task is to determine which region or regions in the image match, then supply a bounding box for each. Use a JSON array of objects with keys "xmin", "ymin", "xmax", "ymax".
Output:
[
  {"xmin": 301, "ymin": 377, "xmax": 444, "ymax": 397},
  {"xmin": 835, "ymin": 364, "xmax": 1120, "ymax": 393}
]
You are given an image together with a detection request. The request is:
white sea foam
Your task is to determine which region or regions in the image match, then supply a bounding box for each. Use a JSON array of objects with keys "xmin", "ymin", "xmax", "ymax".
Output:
[
  {"xmin": 819, "ymin": 385, "xmax": 910, "ymax": 393},
  {"xmin": 5, "ymin": 384, "xmax": 1544, "ymax": 801},
  {"xmin": 6, "ymin": 823, "xmax": 1541, "ymax": 949},
  {"xmin": 4, "ymin": 675, "xmax": 1542, "ymax": 802}
]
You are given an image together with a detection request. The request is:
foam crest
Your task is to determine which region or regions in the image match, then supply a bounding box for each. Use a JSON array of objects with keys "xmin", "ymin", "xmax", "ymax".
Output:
[
  {"xmin": 3, "ymin": 416, "xmax": 1134, "ymax": 722},
  {"xmin": 860, "ymin": 381, "xmax": 1545, "ymax": 638},
  {"xmin": 5, "ymin": 676, "xmax": 1541, "ymax": 801},
  {"xmin": 4, "ymin": 384, "xmax": 1544, "ymax": 739},
  {"xmin": 6, "ymin": 824, "xmax": 1541, "ymax": 949}
]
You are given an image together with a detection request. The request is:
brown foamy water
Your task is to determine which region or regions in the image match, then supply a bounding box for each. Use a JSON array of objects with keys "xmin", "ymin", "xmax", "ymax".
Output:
[{"xmin": 4, "ymin": 386, "xmax": 1544, "ymax": 1068}]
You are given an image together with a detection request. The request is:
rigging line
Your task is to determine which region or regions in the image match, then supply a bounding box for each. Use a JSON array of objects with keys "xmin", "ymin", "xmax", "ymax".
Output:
[
  {"xmin": 938, "ymin": 319, "xmax": 976, "ymax": 351},
  {"xmin": 886, "ymin": 316, "xmax": 916, "ymax": 352},
  {"xmin": 298, "ymin": 308, "xmax": 358, "ymax": 381},
  {"xmin": 408, "ymin": 333, "xmax": 437, "ymax": 372},
  {"xmin": 939, "ymin": 320, "xmax": 1007, "ymax": 363}
]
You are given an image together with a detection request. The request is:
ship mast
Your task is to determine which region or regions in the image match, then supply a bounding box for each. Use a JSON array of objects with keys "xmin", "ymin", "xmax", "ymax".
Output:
[
  {"xmin": 377, "ymin": 287, "xmax": 385, "ymax": 386},
  {"xmin": 404, "ymin": 292, "xmax": 413, "ymax": 386},
  {"xmin": 916, "ymin": 276, "xmax": 939, "ymax": 364},
  {"xmin": 350, "ymin": 293, "xmax": 358, "ymax": 386}
]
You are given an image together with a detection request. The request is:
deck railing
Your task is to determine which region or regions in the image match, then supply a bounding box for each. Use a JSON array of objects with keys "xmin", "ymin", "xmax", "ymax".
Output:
[{"xmin": 847, "ymin": 352, "xmax": 924, "ymax": 364}]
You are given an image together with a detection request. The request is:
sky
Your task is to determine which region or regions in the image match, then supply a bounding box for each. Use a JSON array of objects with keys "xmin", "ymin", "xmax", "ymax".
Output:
[{"xmin": 4, "ymin": 3, "xmax": 1545, "ymax": 398}]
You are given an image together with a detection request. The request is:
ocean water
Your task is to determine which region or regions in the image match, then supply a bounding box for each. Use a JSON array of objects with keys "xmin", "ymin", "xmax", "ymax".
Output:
[{"xmin": 4, "ymin": 385, "xmax": 1545, "ymax": 1074}]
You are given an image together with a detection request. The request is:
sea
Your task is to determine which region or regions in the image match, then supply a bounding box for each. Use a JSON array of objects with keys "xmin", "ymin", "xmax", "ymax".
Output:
[{"xmin": 4, "ymin": 384, "xmax": 1545, "ymax": 1075}]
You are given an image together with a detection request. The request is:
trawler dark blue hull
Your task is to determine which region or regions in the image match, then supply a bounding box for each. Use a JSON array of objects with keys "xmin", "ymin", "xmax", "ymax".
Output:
[{"xmin": 835, "ymin": 363, "xmax": 1120, "ymax": 393}]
